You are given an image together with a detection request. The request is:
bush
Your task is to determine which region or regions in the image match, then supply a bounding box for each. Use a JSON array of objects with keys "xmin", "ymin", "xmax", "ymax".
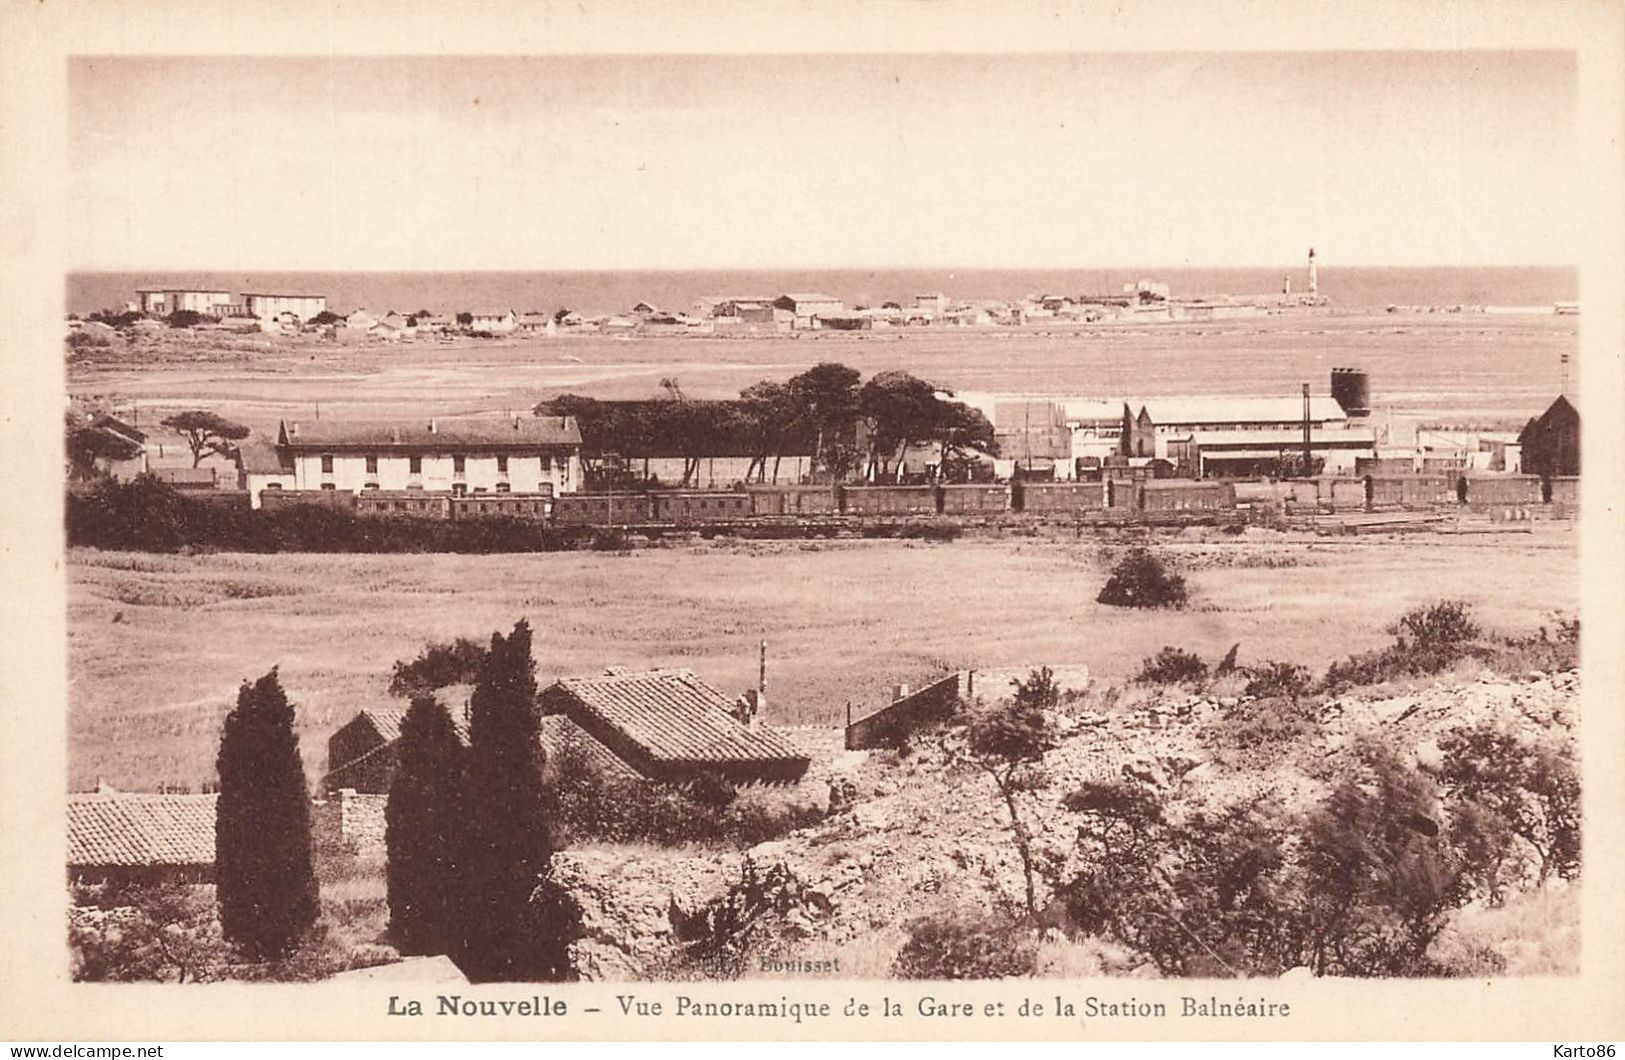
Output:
[
  {"xmin": 70, "ymin": 883, "xmax": 227, "ymax": 982},
  {"xmin": 1136, "ymin": 647, "xmax": 1209, "ymax": 686},
  {"xmin": 1438, "ymin": 722, "xmax": 1579, "ymax": 889},
  {"xmin": 389, "ymin": 638, "xmax": 488, "ymax": 697},
  {"xmin": 1320, "ymin": 601, "xmax": 1490, "ymax": 693},
  {"xmin": 1395, "ymin": 600, "xmax": 1479, "ymax": 651},
  {"xmin": 549, "ymin": 742, "xmax": 821, "ymax": 848},
  {"xmin": 66, "ymin": 330, "xmax": 111, "ymax": 350},
  {"xmin": 1242, "ymin": 660, "xmax": 1311, "ymax": 699},
  {"xmin": 1096, "ymin": 548, "xmax": 1188, "ymax": 609},
  {"xmin": 1059, "ymin": 745, "xmax": 1489, "ymax": 978},
  {"xmin": 891, "ymin": 912, "xmax": 1038, "ymax": 979}
]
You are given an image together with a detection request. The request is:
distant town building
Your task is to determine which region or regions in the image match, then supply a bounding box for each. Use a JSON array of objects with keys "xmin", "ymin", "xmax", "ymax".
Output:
[
  {"xmin": 773, "ymin": 293, "xmax": 846, "ymax": 330},
  {"xmin": 135, "ymin": 288, "xmax": 236, "ymax": 317},
  {"xmin": 468, "ymin": 309, "xmax": 518, "ymax": 334},
  {"xmin": 243, "ymin": 292, "xmax": 328, "ymax": 323}
]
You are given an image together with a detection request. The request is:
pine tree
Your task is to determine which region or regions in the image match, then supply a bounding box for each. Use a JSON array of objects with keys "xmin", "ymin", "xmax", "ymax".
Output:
[
  {"xmin": 214, "ymin": 668, "xmax": 319, "ymax": 960},
  {"xmin": 386, "ymin": 694, "xmax": 469, "ymax": 956},
  {"xmin": 456, "ymin": 620, "xmax": 565, "ymax": 980}
]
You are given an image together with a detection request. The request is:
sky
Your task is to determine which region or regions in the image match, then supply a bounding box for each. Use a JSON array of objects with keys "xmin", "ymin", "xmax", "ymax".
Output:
[{"xmin": 67, "ymin": 51, "xmax": 1579, "ymax": 271}]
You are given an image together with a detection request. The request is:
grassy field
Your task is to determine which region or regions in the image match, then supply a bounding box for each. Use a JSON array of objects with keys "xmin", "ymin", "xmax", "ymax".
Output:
[
  {"xmin": 69, "ymin": 312, "xmax": 1577, "ymax": 465},
  {"xmin": 68, "ymin": 523, "xmax": 1578, "ymax": 791}
]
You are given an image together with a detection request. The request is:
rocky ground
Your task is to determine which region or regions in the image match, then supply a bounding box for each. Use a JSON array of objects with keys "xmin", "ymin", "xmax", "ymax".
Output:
[{"xmin": 549, "ymin": 668, "xmax": 1579, "ymax": 980}]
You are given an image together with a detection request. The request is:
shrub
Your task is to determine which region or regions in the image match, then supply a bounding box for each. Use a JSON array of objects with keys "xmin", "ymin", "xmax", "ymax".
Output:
[
  {"xmin": 389, "ymin": 638, "xmax": 488, "ymax": 697},
  {"xmin": 1242, "ymin": 660, "xmax": 1311, "ymax": 699},
  {"xmin": 891, "ymin": 912, "xmax": 1038, "ymax": 979},
  {"xmin": 1395, "ymin": 600, "xmax": 1479, "ymax": 651},
  {"xmin": 1136, "ymin": 647, "xmax": 1209, "ymax": 686},
  {"xmin": 70, "ymin": 883, "xmax": 227, "ymax": 982},
  {"xmin": 66, "ymin": 330, "xmax": 111, "ymax": 350},
  {"xmin": 1293, "ymin": 745, "xmax": 1470, "ymax": 976},
  {"xmin": 1438, "ymin": 722, "xmax": 1579, "ymax": 888},
  {"xmin": 1320, "ymin": 601, "xmax": 1490, "ymax": 693},
  {"xmin": 1096, "ymin": 548, "xmax": 1188, "ymax": 609}
]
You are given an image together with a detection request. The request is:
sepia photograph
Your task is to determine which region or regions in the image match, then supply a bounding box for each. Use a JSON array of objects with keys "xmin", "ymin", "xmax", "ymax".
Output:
[{"xmin": 4, "ymin": 0, "xmax": 1624, "ymax": 1045}]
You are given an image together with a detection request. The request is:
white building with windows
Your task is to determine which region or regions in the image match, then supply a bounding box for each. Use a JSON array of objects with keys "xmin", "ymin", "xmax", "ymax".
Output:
[
  {"xmin": 268, "ymin": 416, "xmax": 583, "ymax": 505},
  {"xmin": 243, "ymin": 292, "xmax": 328, "ymax": 324},
  {"xmin": 136, "ymin": 288, "xmax": 236, "ymax": 316}
]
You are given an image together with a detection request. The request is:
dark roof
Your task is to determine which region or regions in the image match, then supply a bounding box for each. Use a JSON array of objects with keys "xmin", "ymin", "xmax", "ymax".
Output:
[
  {"xmin": 235, "ymin": 439, "xmax": 292, "ymax": 475},
  {"xmin": 280, "ymin": 417, "xmax": 581, "ymax": 450},
  {"xmin": 323, "ymin": 698, "xmax": 638, "ymax": 786},
  {"xmin": 68, "ymin": 793, "xmax": 216, "ymax": 868},
  {"xmin": 549, "ymin": 668, "xmax": 808, "ymax": 767},
  {"xmin": 154, "ymin": 467, "xmax": 218, "ymax": 486},
  {"xmin": 90, "ymin": 415, "xmax": 147, "ymax": 443},
  {"xmin": 538, "ymin": 714, "xmax": 642, "ymax": 782}
]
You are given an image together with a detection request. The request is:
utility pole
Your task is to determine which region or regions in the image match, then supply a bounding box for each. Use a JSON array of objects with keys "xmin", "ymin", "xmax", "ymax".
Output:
[{"xmin": 1302, "ymin": 383, "xmax": 1313, "ymax": 477}]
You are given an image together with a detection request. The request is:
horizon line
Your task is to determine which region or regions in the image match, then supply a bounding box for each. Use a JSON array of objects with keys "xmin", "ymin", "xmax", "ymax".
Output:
[{"xmin": 69, "ymin": 263, "xmax": 1580, "ymax": 274}]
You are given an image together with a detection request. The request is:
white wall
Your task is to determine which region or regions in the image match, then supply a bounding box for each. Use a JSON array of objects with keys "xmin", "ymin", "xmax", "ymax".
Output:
[{"xmin": 290, "ymin": 450, "xmax": 579, "ymax": 495}]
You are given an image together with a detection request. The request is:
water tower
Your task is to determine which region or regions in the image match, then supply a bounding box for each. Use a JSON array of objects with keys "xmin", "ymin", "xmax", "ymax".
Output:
[{"xmin": 1331, "ymin": 367, "xmax": 1371, "ymax": 418}]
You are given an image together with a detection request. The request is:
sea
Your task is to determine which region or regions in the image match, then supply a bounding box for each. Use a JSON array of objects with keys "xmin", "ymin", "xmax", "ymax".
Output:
[{"xmin": 68, "ymin": 266, "xmax": 1577, "ymax": 318}]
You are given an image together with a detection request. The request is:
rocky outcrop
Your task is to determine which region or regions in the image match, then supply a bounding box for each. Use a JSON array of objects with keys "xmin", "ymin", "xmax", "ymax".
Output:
[{"xmin": 547, "ymin": 670, "xmax": 1580, "ymax": 979}]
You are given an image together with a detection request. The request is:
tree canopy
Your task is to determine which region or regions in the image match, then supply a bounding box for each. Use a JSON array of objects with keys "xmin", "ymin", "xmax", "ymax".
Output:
[
  {"xmin": 457, "ymin": 620, "xmax": 567, "ymax": 981},
  {"xmin": 214, "ymin": 668, "xmax": 319, "ymax": 960},
  {"xmin": 386, "ymin": 695, "xmax": 470, "ymax": 956},
  {"xmin": 160, "ymin": 410, "xmax": 250, "ymax": 468}
]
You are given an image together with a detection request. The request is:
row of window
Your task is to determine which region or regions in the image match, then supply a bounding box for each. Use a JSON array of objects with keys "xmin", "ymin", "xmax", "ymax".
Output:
[{"xmin": 319, "ymin": 454, "xmax": 554, "ymax": 474}]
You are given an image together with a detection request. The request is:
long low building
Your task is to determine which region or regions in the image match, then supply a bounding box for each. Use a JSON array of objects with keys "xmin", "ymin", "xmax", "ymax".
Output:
[
  {"xmin": 324, "ymin": 666, "xmax": 810, "ymax": 792},
  {"xmin": 1186, "ymin": 426, "xmax": 1377, "ymax": 476},
  {"xmin": 234, "ymin": 416, "xmax": 585, "ymax": 507},
  {"xmin": 68, "ymin": 792, "xmax": 217, "ymax": 885}
]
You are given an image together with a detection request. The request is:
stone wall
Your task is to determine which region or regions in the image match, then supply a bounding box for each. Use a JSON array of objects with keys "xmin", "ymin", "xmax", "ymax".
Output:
[{"xmin": 312, "ymin": 789, "xmax": 389, "ymax": 858}]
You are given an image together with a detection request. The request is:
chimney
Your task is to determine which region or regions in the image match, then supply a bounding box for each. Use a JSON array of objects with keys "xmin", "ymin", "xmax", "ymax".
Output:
[
  {"xmin": 428, "ymin": 418, "xmax": 437, "ymax": 434},
  {"xmin": 892, "ymin": 682, "xmax": 911, "ymax": 702},
  {"xmin": 289, "ymin": 422, "xmax": 299, "ymax": 437},
  {"xmin": 750, "ymin": 639, "xmax": 766, "ymax": 731}
]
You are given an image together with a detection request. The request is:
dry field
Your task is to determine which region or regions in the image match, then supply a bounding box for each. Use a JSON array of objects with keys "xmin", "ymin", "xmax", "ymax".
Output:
[
  {"xmin": 69, "ymin": 312, "xmax": 1577, "ymax": 465},
  {"xmin": 68, "ymin": 522, "xmax": 1577, "ymax": 791}
]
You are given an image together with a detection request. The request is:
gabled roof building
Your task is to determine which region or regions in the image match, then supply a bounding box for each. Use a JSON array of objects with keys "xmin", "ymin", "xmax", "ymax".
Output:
[
  {"xmin": 68, "ymin": 792, "xmax": 217, "ymax": 884},
  {"xmin": 540, "ymin": 667, "xmax": 810, "ymax": 785}
]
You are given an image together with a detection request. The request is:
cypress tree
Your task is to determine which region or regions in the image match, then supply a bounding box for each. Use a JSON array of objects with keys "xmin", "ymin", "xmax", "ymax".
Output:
[
  {"xmin": 456, "ymin": 620, "xmax": 563, "ymax": 980},
  {"xmin": 214, "ymin": 668, "xmax": 319, "ymax": 959},
  {"xmin": 386, "ymin": 694, "xmax": 469, "ymax": 956}
]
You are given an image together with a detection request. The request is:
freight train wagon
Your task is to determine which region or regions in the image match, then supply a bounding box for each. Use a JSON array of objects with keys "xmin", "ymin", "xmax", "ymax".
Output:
[
  {"xmin": 355, "ymin": 490, "xmax": 452, "ymax": 519},
  {"xmin": 650, "ymin": 490, "xmax": 754, "ymax": 524},
  {"xmin": 745, "ymin": 484, "xmax": 842, "ymax": 516},
  {"xmin": 1365, "ymin": 475, "xmax": 1456, "ymax": 510},
  {"xmin": 939, "ymin": 483, "xmax": 1011, "ymax": 514},
  {"xmin": 1015, "ymin": 481, "xmax": 1106, "ymax": 512},
  {"xmin": 450, "ymin": 493, "xmax": 552, "ymax": 520},
  {"xmin": 1460, "ymin": 474, "xmax": 1543, "ymax": 507},
  {"xmin": 550, "ymin": 492, "xmax": 655, "ymax": 526},
  {"xmin": 1139, "ymin": 479, "xmax": 1236, "ymax": 512},
  {"xmin": 840, "ymin": 485, "xmax": 939, "ymax": 515}
]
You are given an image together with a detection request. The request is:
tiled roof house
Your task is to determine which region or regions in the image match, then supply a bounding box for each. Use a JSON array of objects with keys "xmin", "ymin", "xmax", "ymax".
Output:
[
  {"xmin": 321, "ymin": 687, "xmax": 638, "ymax": 793},
  {"xmin": 68, "ymin": 793, "xmax": 217, "ymax": 884},
  {"xmin": 540, "ymin": 668, "xmax": 811, "ymax": 784}
]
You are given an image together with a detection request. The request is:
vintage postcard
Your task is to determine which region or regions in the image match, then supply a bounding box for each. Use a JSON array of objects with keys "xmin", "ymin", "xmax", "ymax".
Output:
[{"xmin": 2, "ymin": 0, "xmax": 1623, "ymax": 1044}]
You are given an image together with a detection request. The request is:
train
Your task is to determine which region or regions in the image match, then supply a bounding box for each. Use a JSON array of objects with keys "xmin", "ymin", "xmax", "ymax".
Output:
[{"xmin": 251, "ymin": 472, "xmax": 1577, "ymax": 529}]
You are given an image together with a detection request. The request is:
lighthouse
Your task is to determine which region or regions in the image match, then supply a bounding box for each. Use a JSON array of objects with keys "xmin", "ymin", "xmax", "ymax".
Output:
[{"xmin": 1308, "ymin": 247, "xmax": 1318, "ymax": 300}]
